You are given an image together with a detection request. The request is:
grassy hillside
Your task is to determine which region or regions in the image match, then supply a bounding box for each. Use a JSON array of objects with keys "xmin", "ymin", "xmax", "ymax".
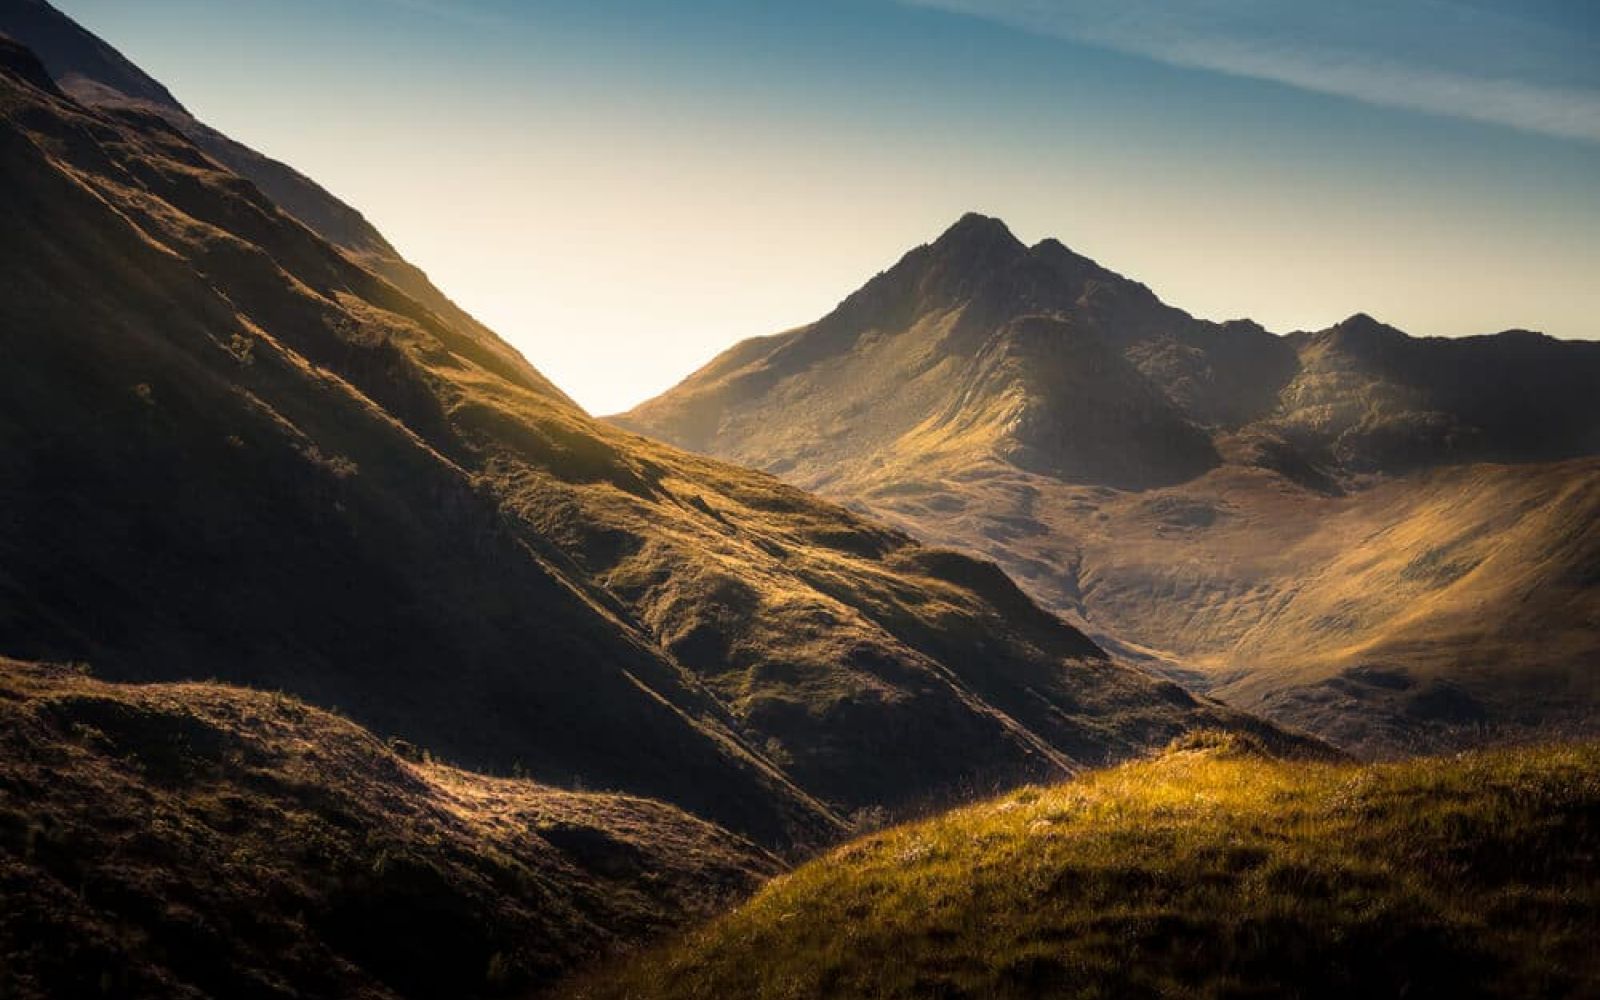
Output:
[
  {"xmin": 843, "ymin": 454, "xmax": 1600, "ymax": 757},
  {"xmin": 565, "ymin": 736, "xmax": 1600, "ymax": 999},
  {"xmin": 1211, "ymin": 460, "xmax": 1600, "ymax": 748},
  {"xmin": 0, "ymin": 658, "xmax": 776, "ymax": 999},
  {"xmin": 616, "ymin": 214, "xmax": 1600, "ymax": 755}
]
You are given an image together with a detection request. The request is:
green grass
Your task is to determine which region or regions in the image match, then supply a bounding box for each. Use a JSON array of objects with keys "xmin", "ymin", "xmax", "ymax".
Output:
[{"xmin": 563, "ymin": 734, "xmax": 1600, "ymax": 999}]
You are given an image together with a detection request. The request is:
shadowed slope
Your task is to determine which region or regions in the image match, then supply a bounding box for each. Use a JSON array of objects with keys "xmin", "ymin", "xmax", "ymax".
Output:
[
  {"xmin": 0, "ymin": 658, "xmax": 777, "ymax": 999},
  {"xmin": 0, "ymin": 0, "xmax": 179, "ymax": 108},
  {"xmin": 565, "ymin": 737, "xmax": 1600, "ymax": 1000},
  {"xmin": 0, "ymin": 35, "xmax": 828, "ymax": 847},
  {"xmin": 1270, "ymin": 314, "xmax": 1600, "ymax": 473}
]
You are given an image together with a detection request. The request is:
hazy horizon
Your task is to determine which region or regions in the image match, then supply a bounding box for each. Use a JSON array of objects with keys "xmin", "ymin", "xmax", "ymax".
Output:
[{"xmin": 55, "ymin": 0, "xmax": 1600, "ymax": 414}]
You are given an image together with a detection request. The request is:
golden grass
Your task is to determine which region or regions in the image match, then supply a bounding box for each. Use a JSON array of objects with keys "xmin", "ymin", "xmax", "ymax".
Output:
[{"xmin": 564, "ymin": 736, "xmax": 1600, "ymax": 999}]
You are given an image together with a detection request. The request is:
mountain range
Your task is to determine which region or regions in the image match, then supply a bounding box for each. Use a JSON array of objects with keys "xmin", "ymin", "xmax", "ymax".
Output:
[
  {"xmin": 617, "ymin": 212, "xmax": 1600, "ymax": 755},
  {"xmin": 0, "ymin": 4, "xmax": 1327, "ymax": 993}
]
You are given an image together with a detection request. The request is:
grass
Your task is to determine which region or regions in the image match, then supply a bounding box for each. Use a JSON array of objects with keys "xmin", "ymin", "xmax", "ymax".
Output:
[
  {"xmin": 562, "ymin": 734, "xmax": 1600, "ymax": 999},
  {"xmin": 0, "ymin": 659, "xmax": 776, "ymax": 999}
]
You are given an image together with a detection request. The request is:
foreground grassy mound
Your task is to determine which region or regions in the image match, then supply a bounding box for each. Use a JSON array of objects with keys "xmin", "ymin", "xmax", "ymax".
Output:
[
  {"xmin": 0, "ymin": 659, "xmax": 776, "ymax": 999},
  {"xmin": 566, "ymin": 736, "xmax": 1600, "ymax": 999}
]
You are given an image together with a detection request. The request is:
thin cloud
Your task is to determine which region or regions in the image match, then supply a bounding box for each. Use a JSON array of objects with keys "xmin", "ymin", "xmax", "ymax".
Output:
[{"xmin": 899, "ymin": 0, "xmax": 1600, "ymax": 143}]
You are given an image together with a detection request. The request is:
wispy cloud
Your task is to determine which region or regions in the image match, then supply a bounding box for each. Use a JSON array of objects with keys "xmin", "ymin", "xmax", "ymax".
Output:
[{"xmin": 898, "ymin": 0, "xmax": 1600, "ymax": 143}]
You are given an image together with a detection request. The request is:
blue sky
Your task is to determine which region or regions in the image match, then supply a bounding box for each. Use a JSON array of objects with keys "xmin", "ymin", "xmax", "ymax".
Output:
[{"xmin": 57, "ymin": 0, "xmax": 1600, "ymax": 412}]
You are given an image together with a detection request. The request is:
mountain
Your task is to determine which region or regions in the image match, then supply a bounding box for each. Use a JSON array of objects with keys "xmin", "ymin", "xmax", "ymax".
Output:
[
  {"xmin": 619, "ymin": 213, "xmax": 1227, "ymax": 492},
  {"xmin": 0, "ymin": 0, "xmax": 570, "ymax": 407},
  {"xmin": 617, "ymin": 214, "xmax": 1600, "ymax": 754},
  {"xmin": 0, "ymin": 657, "xmax": 776, "ymax": 999},
  {"xmin": 0, "ymin": 28, "xmax": 829, "ymax": 853},
  {"xmin": 0, "ymin": 0, "xmax": 1320, "ymax": 867},
  {"xmin": 565, "ymin": 735, "xmax": 1600, "ymax": 999}
]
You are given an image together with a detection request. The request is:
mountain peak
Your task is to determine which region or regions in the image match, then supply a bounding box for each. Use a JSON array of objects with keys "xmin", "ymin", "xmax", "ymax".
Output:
[
  {"xmin": 0, "ymin": 0, "xmax": 185, "ymax": 112},
  {"xmin": 933, "ymin": 212, "xmax": 1023, "ymax": 252},
  {"xmin": 1322, "ymin": 312, "xmax": 1414, "ymax": 353},
  {"xmin": 1334, "ymin": 312, "xmax": 1392, "ymax": 333}
]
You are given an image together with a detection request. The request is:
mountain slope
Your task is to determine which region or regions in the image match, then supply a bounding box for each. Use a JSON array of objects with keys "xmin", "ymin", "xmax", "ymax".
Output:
[
  {"xmin": 1210, "ymin": 459, "xmax": 1600, "ymax": 750},
  {"xmin": 617, "ymin": 214, "xmax": 1600, "ymax": 754},
  {"xmin": 565, "ymin": 736, "xmax": 1600, "ymax": 999},
  {"xmin": 0, "ymin": 658, "xmax": 776, "ymax": 1000},
  {"xmin": 0, "ymin": 25, "xmax": 1316, "ymax": 858},
  {"xmin": 0, "ymin": 0, "xmax": 572, "ymax": 408},
  {"xmin": 619, "ymin": 213, "xmax": 1226, "ymax": 492},
  {"xmin": 0, "ymin": 30, "xmax": 829, "ymax": 848},
  {"xmin": 618, "ymin": 214, "xmax": 1600, "ymax": 488},
  {"xmin": 1271, "ymin": 314, "xmax": 1600, "ymax": 473}
]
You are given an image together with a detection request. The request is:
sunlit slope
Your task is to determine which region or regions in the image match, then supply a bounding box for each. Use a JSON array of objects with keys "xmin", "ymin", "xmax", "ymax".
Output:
[
  {"xmin": 566, "ymin": 736, "xmax": 1600, "ymax": 1000},
  {"xmin": 852, "ymin": 457, "xmax": 1600, "ymax": 756},
  {"xmin": 1213, "ymin": 460, "xmax": 1600, "ymax": 751},
  {"xmin": 0, "ymin": 35, "xmax": 1309, "ymax": 847},
  {"xmin": 619, "ymin": 217, "xmax": 1600, "ymax": 489},
  {"xmin": 617, "ymin": 214, "xmax": 1600, "ymax": 755},
  {"xmin": 0, "ymin": 658, "xmax": 776, "ymax": 1000}
]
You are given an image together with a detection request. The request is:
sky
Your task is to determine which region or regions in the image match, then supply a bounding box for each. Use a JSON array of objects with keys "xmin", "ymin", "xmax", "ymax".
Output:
[{"xmin": 56, "ymin": 0, "xmax": 1600, "ymax": 414}]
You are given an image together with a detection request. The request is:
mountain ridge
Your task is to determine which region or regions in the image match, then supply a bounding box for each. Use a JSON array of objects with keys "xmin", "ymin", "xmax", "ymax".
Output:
[
  {"xmin": 0, "ymin": 0, "xmax": 576, "ymax": 409},
  {"xmin": 617, "ymin": 212, "xmax": 1600, "ymax": 754},
  {"xmin": 2, "ymin": 5, "xmax": 1590, "ymax": 997}
]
